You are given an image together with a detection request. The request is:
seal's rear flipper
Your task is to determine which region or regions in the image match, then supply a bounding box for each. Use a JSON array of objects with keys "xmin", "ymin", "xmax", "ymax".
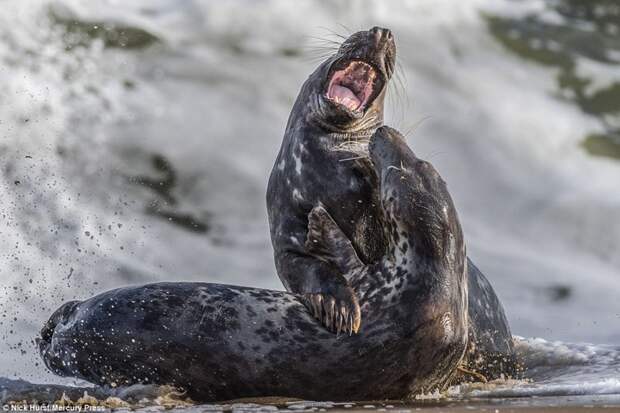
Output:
[{"xmin": 305, "ymin": 205, "xmax": 363, "ymax": 280}]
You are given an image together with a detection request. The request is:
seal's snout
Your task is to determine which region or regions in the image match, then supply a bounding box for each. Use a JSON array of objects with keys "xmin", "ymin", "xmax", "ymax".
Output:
[
  {"xmin": 369, "ymin": 126, "xmax": 414, "ymax": 174},
  {"xmin": 367, "ymin": 26, "xmax": 395, "ymax": 60},
  {"xmin": 38, "ymin": 300, "xmax": 81, "ymax": 376},
  {"xmin": 365, "ymin": 26, "xmax": 396, "ymax": 77},
  {"xmin": 370, "ymin": 26, "xmax": 393, "ymax": 43}
]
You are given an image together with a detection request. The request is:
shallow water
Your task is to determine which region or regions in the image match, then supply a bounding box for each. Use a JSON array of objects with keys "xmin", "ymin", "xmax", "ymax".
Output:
[{"xmin": 0, "ymin": 0, "xmax": 619, "ymax": 407}]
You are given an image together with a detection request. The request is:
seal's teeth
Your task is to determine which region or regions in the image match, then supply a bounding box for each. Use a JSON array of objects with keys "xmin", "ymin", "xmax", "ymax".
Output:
[
  {"xmin": 324, "ymin": 298, "xmax": 335, "ymax": 328},
  {"xmin": 314, "ymin": 295, "xmax": 323, "ymax": 318},
  {"xmin": 353, "ymin": 315, "xmax": 361, "ymax": 334},
  {"xmin": 322, "ymin": 298, "xmax": 333, "ymax": 331},
  {"xmin": 310, "ymin": 294, "xmax": 321, "ymax": 317},
  {"xmin": 336, "ymin": 313, "xmax": 342, "ymax": 335}
]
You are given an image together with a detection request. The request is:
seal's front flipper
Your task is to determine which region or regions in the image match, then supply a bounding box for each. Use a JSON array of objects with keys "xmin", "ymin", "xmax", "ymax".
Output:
[
  {"xmin": 303, "ymin": 205, "xmax": 363, "ymax": 335},
  {"xmin": 306, "ymin": 205, "xmax": 363, "ymax": 278},
  {"xmin": 303, "ymin": 288, "xmax": 361, "ymax": 335}
]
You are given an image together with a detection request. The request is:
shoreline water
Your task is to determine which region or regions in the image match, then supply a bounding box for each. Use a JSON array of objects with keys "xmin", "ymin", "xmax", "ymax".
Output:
[{"xmin": 2, "ymin": 379, "xmax": 620, "ymax": 412}]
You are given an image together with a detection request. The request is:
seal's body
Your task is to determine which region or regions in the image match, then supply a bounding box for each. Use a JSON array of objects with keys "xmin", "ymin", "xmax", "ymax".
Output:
[
  {"xmin": 266, "ymin": 27, "xmax": 517, "ymax": 378},
  {"xmin": 40, "ymin": 128, "xmax": 468, "ymax": 402},
  {"xmin": 267, "ymin": 27, "xmax": 395, "ymax": 334}
]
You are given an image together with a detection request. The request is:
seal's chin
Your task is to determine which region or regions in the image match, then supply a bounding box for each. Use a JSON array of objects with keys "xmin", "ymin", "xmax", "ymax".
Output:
[{"xmin": 326, "ymin": 60, "xmax": 383, "ymax": 113}]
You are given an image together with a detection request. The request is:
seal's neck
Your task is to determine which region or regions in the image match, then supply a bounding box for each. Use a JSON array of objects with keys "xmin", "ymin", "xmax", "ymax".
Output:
[
  {"xmin": 306, "ymin": 108, "xmax": 384, "ymax": 137},
  {"xmin": 350, "ymin": 249, "xmax": 463, "ymax": 301}
]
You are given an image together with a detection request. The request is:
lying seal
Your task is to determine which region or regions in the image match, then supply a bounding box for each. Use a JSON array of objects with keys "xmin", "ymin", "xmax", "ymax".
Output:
[
  {"xmin": 266, "ymin": 27, "xmax": 516, "ymax": 378},
  {"xmin": 40, "ymin": 127, "xmax": 468, "ymax": 402}
]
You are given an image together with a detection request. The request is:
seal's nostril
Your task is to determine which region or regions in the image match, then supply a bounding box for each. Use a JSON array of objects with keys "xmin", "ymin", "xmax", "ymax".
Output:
[{"xmin": 370, "ymin": 27, "xmax": 392, "ymax": 40}]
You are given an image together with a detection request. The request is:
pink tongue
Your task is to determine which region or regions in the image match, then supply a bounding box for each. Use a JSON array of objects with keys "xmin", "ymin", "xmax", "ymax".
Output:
[{"xmin": 329, "ymin": 84, "xmax": 361, "ymax": 110}]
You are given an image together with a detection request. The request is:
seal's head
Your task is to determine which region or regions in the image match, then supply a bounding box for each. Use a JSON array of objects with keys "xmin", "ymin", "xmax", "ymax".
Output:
[
  {"xmin": 299, "ymin": 27, "xmax": 396, "ymax": 133},
  {"xmin": 369, "ymin": 126, "xmax": 464, "ymax": 271}
]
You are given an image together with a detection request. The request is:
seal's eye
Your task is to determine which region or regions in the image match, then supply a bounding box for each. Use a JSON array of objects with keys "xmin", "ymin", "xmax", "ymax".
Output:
[{"xmin": 326, "ymin": 61, "xmax": 377, "ymax": 112}]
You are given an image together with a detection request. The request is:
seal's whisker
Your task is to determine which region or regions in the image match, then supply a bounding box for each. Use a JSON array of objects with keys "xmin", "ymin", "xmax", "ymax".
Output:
[
  {"xmin": 395, "ymin": 62, "xmax": 408, "ymax": 94},
  {"xmin": 333, "ymin": 139, "xmax": 370, "ymax": 150},
  {"xmin": 303, "ymin": 54, "xmax": 334, "ymax": 64},
  {"xmin": 426, "ymin": 150, "xmax": 449, "ymax": 161},
  {"xmin": 387, "ymin": 61, "xmax": 410, "ymax": 129},
  {"xmin": 307, "ymin": 35, "xmax": 342, "ymax": 46},
  {"xmin": 398, "ymin": 115, "xmax": 432, "ymax": 140},
  {"xmin": 395, "ymin": 61, "xmax": 407, "ymax": 87},
  {"xmin": 304, "ymin": 37, "xmax": 341, "ymax": 60},
  {"xmin": 388, "ymin": 83, "xmax": 407, "ymax": 128},
  {"xmin": 317, "ymin": 25, "xmax": 349, "ymax": 40},
  {"xmin": 392, "ymin": 62, "xmax": 408, "ymax": 96},
  {"xmin": 338, "ymin": 155, "xmax": 368, "ymax": 162},
  {"xmin": 303, "ymin": 49, "xmax": 337, "ymax": 59},
  {"xmin": 335, "ymin": 23, "xmax": 353, "ymax": 36},
  {"xmin": 302, "ymin": 43, "xmax": 339, "ymax": 63},
  {"xmin": 303, "ymin": 45, "xmax": 339, "ymax": 54}
]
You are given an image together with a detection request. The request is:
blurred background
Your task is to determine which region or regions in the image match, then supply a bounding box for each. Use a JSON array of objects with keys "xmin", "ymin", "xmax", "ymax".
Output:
[{"xmin": 0, "ymin": 0, "xmax": 619, "ymax": 383}]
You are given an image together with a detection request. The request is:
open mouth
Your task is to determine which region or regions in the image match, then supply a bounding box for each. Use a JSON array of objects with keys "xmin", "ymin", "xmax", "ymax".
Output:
[{"xmin": 326, "ymin": 60, "xmax": 382, "ymax": 113}]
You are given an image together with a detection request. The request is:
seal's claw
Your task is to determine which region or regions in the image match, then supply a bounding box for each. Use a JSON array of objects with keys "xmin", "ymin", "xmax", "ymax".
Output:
[{"xmin": 302, "ymin": 287, "xmax": 361, "ymax": 335}]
